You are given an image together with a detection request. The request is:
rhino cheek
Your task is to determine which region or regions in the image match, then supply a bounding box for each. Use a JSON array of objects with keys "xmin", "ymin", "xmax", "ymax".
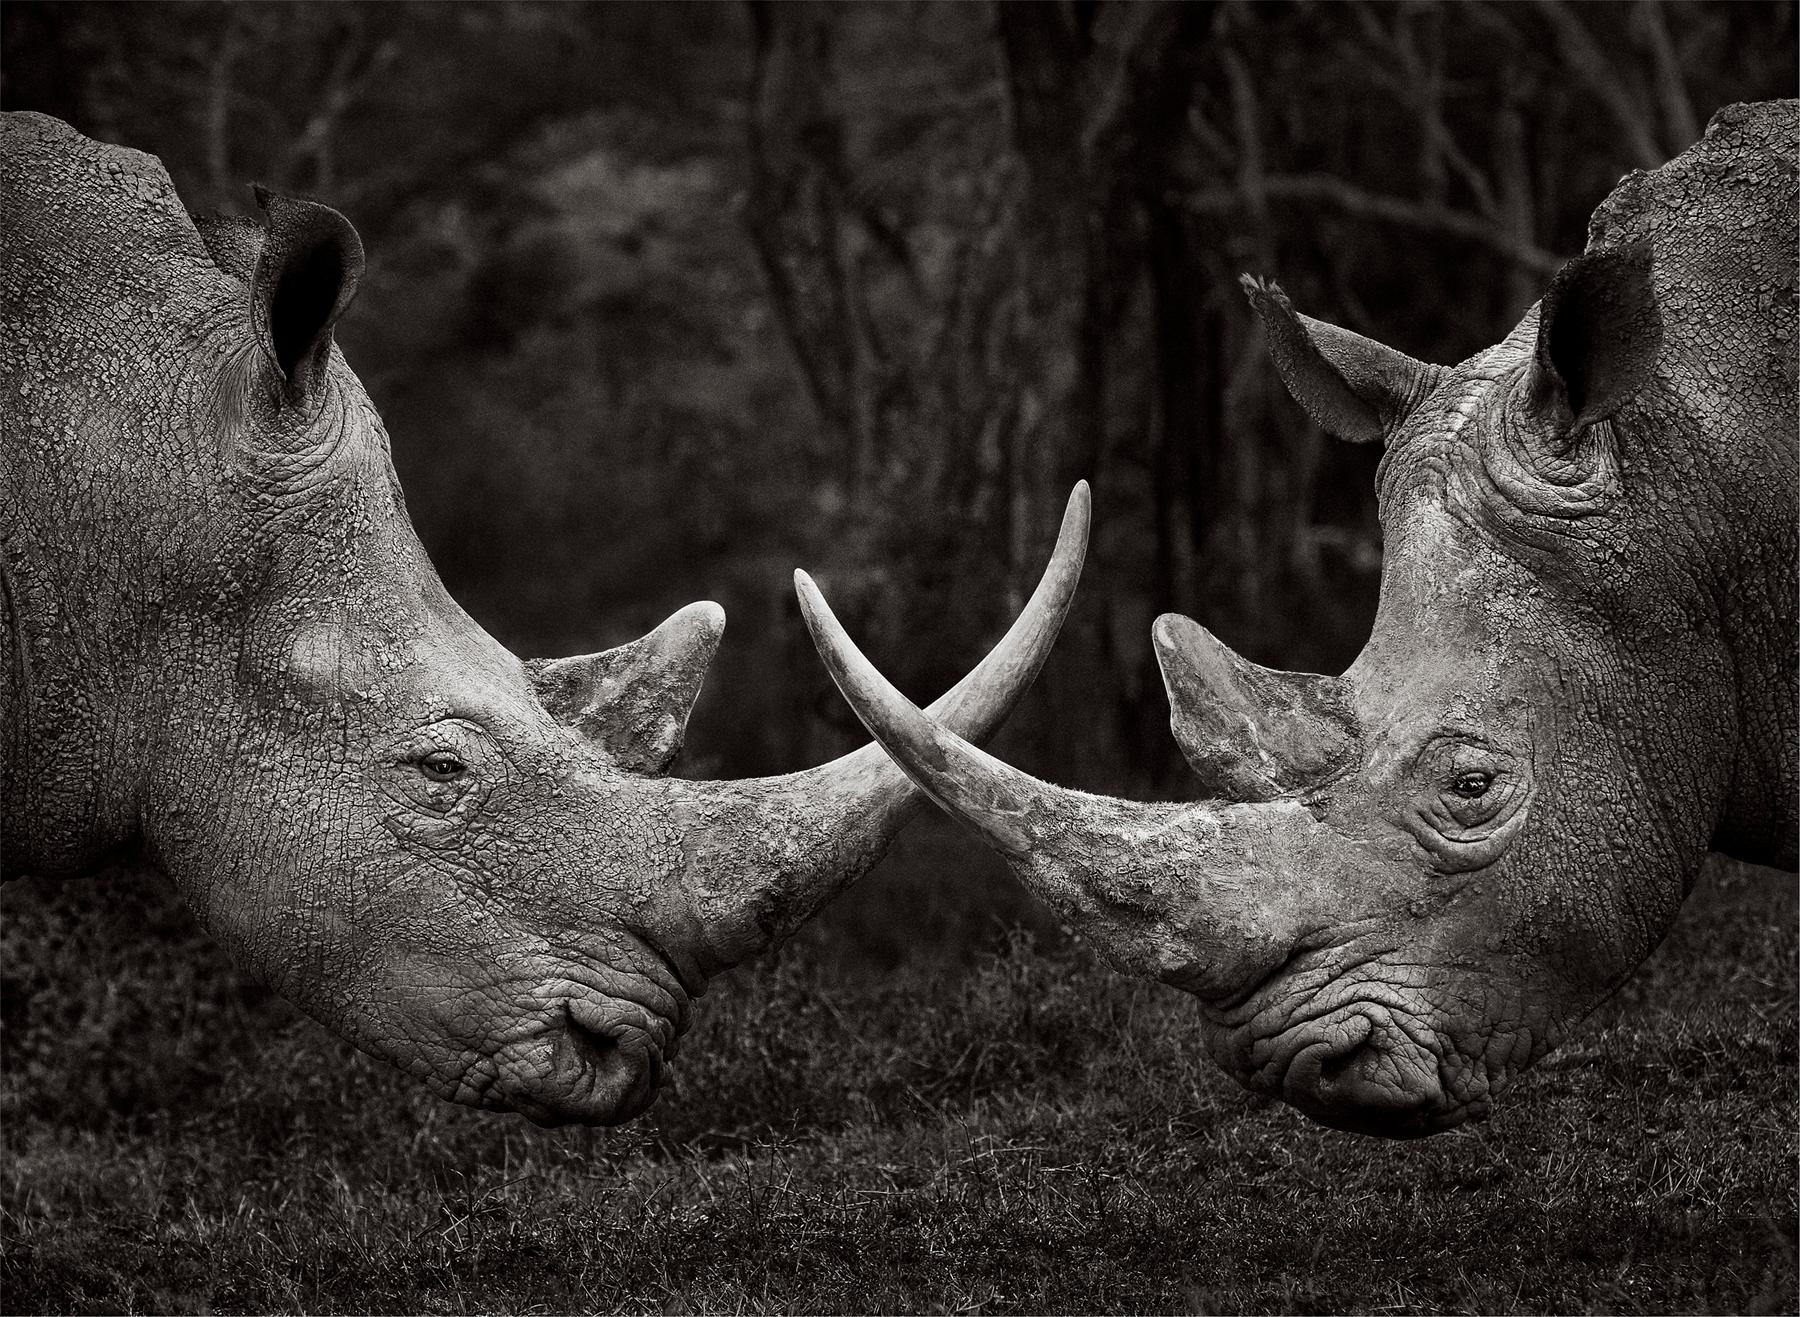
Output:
[
  {"xmin": 265, "ymin": 857, "xmax": 688, "ymax": 1127},
  {"xmin": 329, "ymin": 795, "xmax": 699, "ymax": 1125},
  {"xmin": 144, "ymin": 711, "xmax": 692, "ymax": 1126}
]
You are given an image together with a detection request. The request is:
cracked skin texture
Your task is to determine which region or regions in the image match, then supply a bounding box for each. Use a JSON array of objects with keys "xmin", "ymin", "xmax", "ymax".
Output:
[
  {"xmin": 803, "ymin": 100, "xmax": 1797, "ymax": 1136},
  {"xmin": 0, "ymin": 112, "xmax": 1087, "ymax": 1126}
]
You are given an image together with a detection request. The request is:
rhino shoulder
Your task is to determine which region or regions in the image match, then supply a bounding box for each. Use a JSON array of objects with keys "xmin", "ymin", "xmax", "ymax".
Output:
[
  {"xmin": 0, "ymin": 109, "xmax": 92, "ymax": 153},
  {"xmin": 1, "ymin": 110, "xmax": 178, "ymax": 202},
  {"xmin": 1701, "ymin": 98, "xmax": 1800, "ymax": 153},
  {"xmin": 1585, "ymin": 99, "xmax": 1798, "ymax": 253},
  {"xmin": 1, "ymin": 110, "xmax": 203, "ymax": 275}
]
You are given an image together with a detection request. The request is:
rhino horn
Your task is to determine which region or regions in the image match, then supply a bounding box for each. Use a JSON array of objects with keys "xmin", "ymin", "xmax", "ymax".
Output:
[
  {"xmin": 530, "ymin": 601, "xmax": 726, "ymax": 775},
  {"xmin": 1240, "ymin": 275, "xmax": 1449, "ymax": 444},
  {"xmin": 792, "ymin": 565, "xmax": 1049, "ymax": 861},
  {"xmin": 794, "ymin": 569, "xmax": 1323, "ymax": 994},
  {"xmin": 1152, "ymin": 613, "xmax": 1357, "ymax": 800},
  {"xmin": 667, "ymin": 483, "xmax": 1090, "ymax": 968}
]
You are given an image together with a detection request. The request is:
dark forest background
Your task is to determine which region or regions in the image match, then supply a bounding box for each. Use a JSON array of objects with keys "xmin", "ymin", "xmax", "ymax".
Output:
[{"xmin": 4, "ymin": 1, "xmax": 1793, "ymax": 803}]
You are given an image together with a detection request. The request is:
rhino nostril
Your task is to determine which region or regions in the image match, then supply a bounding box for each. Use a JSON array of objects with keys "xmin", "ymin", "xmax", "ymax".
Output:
[
  {"xmin": 1316, "ymin": 1038, "xmax": 1417, "ymax": 1106},
  {"xmin": 1317, "ymin": 1042, "xmax": 1364, "ymax": 1086},
  {"xmin": 558, "ymin": 999, "xmax": 669, "ymax": 1124},
  {"xmin": 565, "ymin": 1009, "xmax": 626, "ymax": 1071}
]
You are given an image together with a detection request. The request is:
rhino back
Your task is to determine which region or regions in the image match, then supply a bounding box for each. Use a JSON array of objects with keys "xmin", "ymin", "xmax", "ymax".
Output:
[
  {"xmin": 1586, "ymin": 100, "xmax": 1798, "ymax": 866},
  {"xmin": 1, "ymin": 114, "xmax": 261, "ymax": 876},
  {"xmin": 1, "ymin": 112, "xmax": 229, "ymax": 340},
  {"xmin": 1585, "ymin": 100, "xmax": 1798, "ymax": 452},
  {"xmin": 2, "ymin": 111, "xmax": 246, "ymax": 504}
]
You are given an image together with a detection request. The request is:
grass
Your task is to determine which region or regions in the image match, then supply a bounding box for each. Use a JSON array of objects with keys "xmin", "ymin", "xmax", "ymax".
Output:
[{"xmin": 2, "ymin": 832, "xmax": 1794, "ymax": 1314}]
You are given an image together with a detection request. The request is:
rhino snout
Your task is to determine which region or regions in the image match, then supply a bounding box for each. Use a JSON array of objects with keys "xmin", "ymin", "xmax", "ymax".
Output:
[
  {"xmin": 489, "ymin": 993, "xmax": 675, "ymax": 1128},
  {"xmin": 555, "ymin": 997, "xmax": 670, "ymax": 1126},
  {"xmin": 1271, "ymin": 1005, "xmax": 1475, "ymax": 1138}
]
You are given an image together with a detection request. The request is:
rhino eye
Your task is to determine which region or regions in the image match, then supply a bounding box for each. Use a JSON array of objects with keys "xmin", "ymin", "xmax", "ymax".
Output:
[
  {"xmin": 1449, "ymin": 771, "xmax": 1492, "ymax": 799},
  {"xmin": 418, "ymin": 753, "xmax": 468, "ymax": 781}
]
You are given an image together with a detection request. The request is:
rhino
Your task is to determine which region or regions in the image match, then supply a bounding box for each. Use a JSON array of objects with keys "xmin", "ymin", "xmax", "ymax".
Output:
[
  {"xmin": 797, "ymin": 100, "xmax": 1798, "ymax": 1136},
  {"xmin": 0, "ymin": 111, "xmax": 1089, "ymax": 1126}
]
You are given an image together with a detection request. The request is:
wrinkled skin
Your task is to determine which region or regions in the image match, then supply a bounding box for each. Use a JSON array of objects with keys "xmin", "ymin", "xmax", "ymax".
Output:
[
  {"xmin": 799, "ymin": 100, "xmax": 1798, "ymax": 1136},
  {"xmin": 0, "ymin": 113, "xmax": 1089, "ymax": 1125}
]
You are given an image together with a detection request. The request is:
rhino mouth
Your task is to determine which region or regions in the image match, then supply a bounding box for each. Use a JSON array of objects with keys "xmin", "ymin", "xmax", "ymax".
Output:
[
  {"xmin": 534, "ymin": 935, "xmax": 696, "ymax": 1125},
  {"xmin": 1228, "ymin": 976, "xmax": 1508, "ymax": 1138},
  {"xmin": 1262, "ymin": 1004, "xmax": 1455, "ymax": 1137},
  {"xmin": 477, "ymin": 986, "xmax": 682, "ymax": 1128},
  {"xmin": 624, "ymin": 921, "xmax": 708, "ymax": 1009},
  {"xmin": 554, "ymin": 994, "xmax": 674, "ymax": 1126},
  {"xmin": 407, "ymin": 936, "xmax": 695, "ymax": 1126}
]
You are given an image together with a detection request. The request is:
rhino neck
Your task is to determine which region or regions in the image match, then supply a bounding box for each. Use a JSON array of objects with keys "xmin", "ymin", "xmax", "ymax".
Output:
[
  {"xmin": 0, "ymin": 466, "xmax": 148, "ymax": 880},
  {"xmin": 0, "ymin": 333, "xmax": 408, "ymax": 886},
  {"xmin": 1590, "ymin": 101, "xmax": 1799, "ymax": 867},
  {"xmin": 1712, "ymin": 479, "xmax": 1799, "ymax": 869},
  {"xmin": 1702, "ymin": 321, "xmax": 1799, "ymax": 869},
  {"xmin": 1, "ymin": 128, "xmax": 243, "ymax": 880}
]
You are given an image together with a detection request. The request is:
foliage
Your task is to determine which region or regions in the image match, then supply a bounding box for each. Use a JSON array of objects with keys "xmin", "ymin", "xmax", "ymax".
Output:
[{"xmin": 3, "ymin": 856, "xmax": 1794, "ymax": 1313}]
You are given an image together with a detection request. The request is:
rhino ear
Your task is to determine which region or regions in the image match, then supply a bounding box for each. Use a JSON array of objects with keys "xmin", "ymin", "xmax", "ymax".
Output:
[
  {"xmin": 250, "ymin": 185, "xmax": 365, "ymax": 405},
  {"xmin": 1531, "ymin": 242, "xmax": 1661, "ymax": 432},
  {"xmin": 1241, "ymin": 275, "xmax": 1448, "ymax": 444},
  {"xmin": 1152, "ymin": 613, "xmax": 1358, "ymax": 801},
  {"xmin": 529, "ymin": 602, "xmax": 725, "ymax": 775}
]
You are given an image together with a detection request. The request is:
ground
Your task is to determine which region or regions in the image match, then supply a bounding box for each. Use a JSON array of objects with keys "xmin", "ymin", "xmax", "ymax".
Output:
[{"xmin": 2, "ymin": 837, "xmax": 1794, "ymax": 1314}]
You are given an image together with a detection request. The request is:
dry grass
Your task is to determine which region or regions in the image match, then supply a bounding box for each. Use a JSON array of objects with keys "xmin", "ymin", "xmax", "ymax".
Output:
[{"xmin": 2, "ymin": 840, "xmax": 1794, "ymax": 1314}]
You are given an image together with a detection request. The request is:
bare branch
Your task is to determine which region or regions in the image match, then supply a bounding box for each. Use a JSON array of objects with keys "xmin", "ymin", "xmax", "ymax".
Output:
[
  {"xmin": 1534, "ymin": 0, "xmax": 1666, "ymax": 168},
  {"xmin": 1178, "ymin": 173, "xmax": 1565, "ymax": 275},
  {"xmin": 203, "ymin": 14, "xmax": 240, "ymax": 204},
  {"xmin": 1635, "ymin": 1, "xmax": 1699, "ymax": 149},
  {"xmin": 1491, "ymin": 96, "xmax": 1541, "ymax": 313},
  {"xmin": 280, "ymin": 31, "xmax": 400, "ymax": 195},
  {"xmin": 1078, "ymin": 0, "xmax": 1184, "ymax": 165},
  {"xmin": 1219, "ymin": 48, "xmax": 1267, "ymax": 237},
  {"xmin": 1350, "ymin": 2, "xmax": 1500, "ymax": 219},
  {"xmin": 743, "ymin": 8, "xmax": 847, "ymax": 446}
]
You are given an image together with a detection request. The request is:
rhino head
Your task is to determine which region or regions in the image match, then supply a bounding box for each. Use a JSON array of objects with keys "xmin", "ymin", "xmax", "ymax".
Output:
[
  {"xmin": 798, "ymin": 101, "xmax": 1798, "ymax": 1136},
  {"xmin": 0, "ymin": 112, "xmax": 1087, "ymax": 1125}
]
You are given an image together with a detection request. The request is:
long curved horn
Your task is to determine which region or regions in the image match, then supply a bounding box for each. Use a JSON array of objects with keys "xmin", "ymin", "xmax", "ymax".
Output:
[
  {"xmin": 663, "ymin": 482, "xmax": 1091, "ymax": 970},
  {"xmin": 794, "ymin": 565, "xmax": 1061, "ymax": 860},
  {"xmin": 793, "ymin": 569, "xmax": 1338, "ymax": 996}
]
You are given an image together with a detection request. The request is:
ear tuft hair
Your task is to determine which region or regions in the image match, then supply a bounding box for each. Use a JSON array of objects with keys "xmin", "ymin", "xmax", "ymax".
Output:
[{"xmin": 1241, "ymin": 274, "xmax": 1448, "ymax": 445}]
